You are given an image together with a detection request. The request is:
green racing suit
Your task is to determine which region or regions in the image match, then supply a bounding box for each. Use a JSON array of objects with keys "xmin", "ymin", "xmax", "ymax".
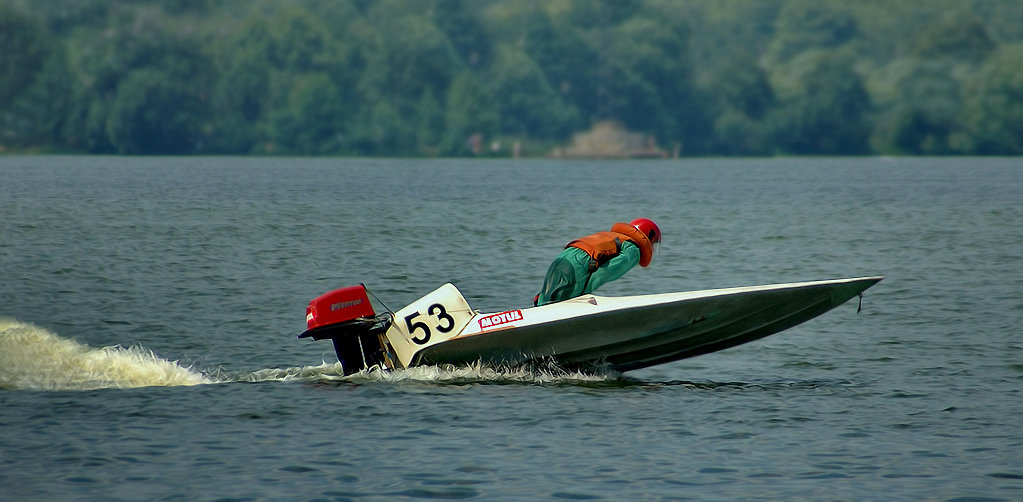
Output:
[{"xmin": 535, "ymin": 241, "xmax": 641, "ymax": 306}]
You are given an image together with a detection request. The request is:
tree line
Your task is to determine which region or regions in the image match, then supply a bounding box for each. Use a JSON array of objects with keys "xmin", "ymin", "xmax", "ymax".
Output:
[{"xmin": 2, "ymin": 0, "xmax": 1022, "ymax": 156}]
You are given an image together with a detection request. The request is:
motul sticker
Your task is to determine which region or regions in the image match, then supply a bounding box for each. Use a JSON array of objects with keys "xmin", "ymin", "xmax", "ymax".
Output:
[{"xmin": 478, "ymin": 310, "xmax": 523, "ymax": 329}]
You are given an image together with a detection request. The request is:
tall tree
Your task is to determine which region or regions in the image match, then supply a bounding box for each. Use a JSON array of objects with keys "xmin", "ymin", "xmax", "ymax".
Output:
[
  {"xmin": 871, "ymin": 61, "xmax": 960, "ymax": 154},
  {"xmin": 603, "ymin": 15, "xmax": 709, "ymax": 150},
  {"xmin": 358, "ymin": 15, "xmax": 463, "ymax": 100},
  {"xmin": 487, "ymin": 45, "xmax": 578, "ymax": 140},
  {"xmin": 268, "ymin": 72, "xmax": 347, "ymax": 154},
  {"xmin": 519, "ymin": 4, "xmax": 599, "ymax": 125},
  {"xmin": 105, "ymin": 69, "xmax": 204, "ymax": 154},
  {"xmin": 442, "ymin": 71, "xmax": 498, "ymax": 155},
  {"xmin": 432, "ymin": 0, "xmax": 492, "ymax": 67},
  {"xmin": 0, "ymin": 6, "xmax": 70, "ymax": 148},
  {"xmin": 767, "ymin": 1, "xmax": 859, "ymax": 63},
  {"xmin": 59, "ymin": 13, "xmax": 211, "ymax": 153},
  {"xmin": 705, "ymin": 55, "xmax": 776, "ymax": 155},
  {"xmin": 208, "ymin": 5, "xmax": 360, "ymax": 153},
  {"xmin": 954, "ymin": 43, "xmax": 1023, "ymax": 154},
  {"xmin": 771, "ymin": 51, "xmax": 872, "ymax": 154},
  {"xmin": 911, "ymin": 11, "xmax": 995, "ymax": 62}
]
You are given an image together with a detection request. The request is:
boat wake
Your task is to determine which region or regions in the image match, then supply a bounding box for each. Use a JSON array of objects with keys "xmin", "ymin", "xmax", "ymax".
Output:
[
  {"xmin": 235, "ymin": 360, "xmax": 619, "ymax": 386},
  {"xmin": 0, "ymin": 319, "xmax": 618, "ymax": 391},
  {"xmin": 0, "ymin": 319, "xmax": 211, "ymax": 391}
]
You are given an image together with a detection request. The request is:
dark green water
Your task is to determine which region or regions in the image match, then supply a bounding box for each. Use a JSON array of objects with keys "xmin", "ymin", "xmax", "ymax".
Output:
[{"xmin": 1, "ymin": 156, "xmax": 1020, "ymax": 500}]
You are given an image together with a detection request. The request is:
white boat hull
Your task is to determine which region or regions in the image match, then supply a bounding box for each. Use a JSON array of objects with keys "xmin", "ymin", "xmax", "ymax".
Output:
[{"xmin": 410, "ymin": 277, "xmax": 883, "ymax": 372}]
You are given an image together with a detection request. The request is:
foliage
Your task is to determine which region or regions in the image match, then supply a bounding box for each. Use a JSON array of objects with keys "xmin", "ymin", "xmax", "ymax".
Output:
[
  {"xmin": 772, "ymin": 51, "xmax": 872, "ymax": 154},
  {"xmin": 766, "ymin": 1, "xmax": 859, "ymax": 64},
  {"xmin": 910, "ymin": 11, "xmax": 995, "ymax": 62},
  {"xmin": 870, "ymin": 60, "xmax": 962, "ymax": 155},
  {"xmin": 2, "ymin": 0, "xmax": 1023, "ymax": 156},
  {"xmin": 0, "ymin": 6, "xmax": 71, "ymax": 148},
  {"xmin": 954, "ymin": 44, "xmax": 1023, "ymax": 154}
]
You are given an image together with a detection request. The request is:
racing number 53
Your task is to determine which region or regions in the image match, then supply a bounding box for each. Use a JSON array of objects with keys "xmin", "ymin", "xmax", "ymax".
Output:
[{"xmin": 404, "ymin": 303, "xmax": 456, "ymax": 344}]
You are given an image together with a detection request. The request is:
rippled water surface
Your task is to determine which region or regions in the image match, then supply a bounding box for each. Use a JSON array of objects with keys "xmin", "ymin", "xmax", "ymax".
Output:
[{"xmin": 1, "ymin": 156, "xmax": 1021, "ymax": 500}]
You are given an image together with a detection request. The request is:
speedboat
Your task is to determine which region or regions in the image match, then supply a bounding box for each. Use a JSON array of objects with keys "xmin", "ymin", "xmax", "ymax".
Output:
[{"xmin": 299, "ymin": 277, "xmax": 883, "ymax": 375}]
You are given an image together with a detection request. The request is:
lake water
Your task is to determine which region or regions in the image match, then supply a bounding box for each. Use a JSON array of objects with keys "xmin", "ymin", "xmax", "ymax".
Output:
[{"xmin": 1, "ymin": 156, "xmax": 1021, "ymax": 501}]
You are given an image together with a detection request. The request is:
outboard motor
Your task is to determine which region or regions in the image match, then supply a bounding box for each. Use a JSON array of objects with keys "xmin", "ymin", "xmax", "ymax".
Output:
[{"xmin": 299, "ymin": 284, "xmax": 393, "ymax": 375}]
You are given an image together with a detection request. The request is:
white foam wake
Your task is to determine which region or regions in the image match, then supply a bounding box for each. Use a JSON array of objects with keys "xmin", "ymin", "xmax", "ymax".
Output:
[
  {"xmin": 0, "ymin": 319, "xmax": 211, "ymax": 390},
  {"xmin": 0, "ymin": 319, "xmax": 618, "ymax": 390},
  {"xmin": 234, "ymin": 360, "xmax": 617, "ymax": 385}
]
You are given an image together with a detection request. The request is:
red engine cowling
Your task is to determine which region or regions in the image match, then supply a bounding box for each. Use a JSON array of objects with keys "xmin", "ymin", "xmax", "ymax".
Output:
[
  {"xmin": 304, "ymin": 284, "xmax": 375, "ymax": 333},
  {"xmin": 298, "ymin": 284, "xmax": 393, "ymax": 375}
]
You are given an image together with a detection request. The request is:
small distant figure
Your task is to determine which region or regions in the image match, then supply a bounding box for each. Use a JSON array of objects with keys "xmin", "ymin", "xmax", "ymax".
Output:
[
  {"xmin": 468, "ymin": 133, "xmax": 483, "ymax": 155},
  {"xmin": 535, "ymin": 218, "xmax": 662, "ymax": 306}
]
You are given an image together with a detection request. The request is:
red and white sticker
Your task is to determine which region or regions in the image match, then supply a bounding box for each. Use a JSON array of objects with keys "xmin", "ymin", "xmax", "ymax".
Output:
[{"xmin": 478, "ymin": 310, "xmax": 523, "ymax": 329}]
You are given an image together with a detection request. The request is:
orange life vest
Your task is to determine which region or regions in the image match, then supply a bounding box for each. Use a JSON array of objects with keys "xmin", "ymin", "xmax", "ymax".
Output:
[{"xmin": 566, "ymin": 222, "xmax": 654, "ymax": 270}]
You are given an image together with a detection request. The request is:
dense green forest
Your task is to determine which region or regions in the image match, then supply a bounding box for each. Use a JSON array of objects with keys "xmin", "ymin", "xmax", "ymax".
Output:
[{"xmin": 3, "ymin": 0, "xmax": 1023, "ymax": 156}]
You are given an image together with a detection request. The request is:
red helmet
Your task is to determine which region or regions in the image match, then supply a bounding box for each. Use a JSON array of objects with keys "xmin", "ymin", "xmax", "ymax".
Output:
[{"xmin": 630, "ymin": 218, "xmax": 661, "ymax": 250}]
